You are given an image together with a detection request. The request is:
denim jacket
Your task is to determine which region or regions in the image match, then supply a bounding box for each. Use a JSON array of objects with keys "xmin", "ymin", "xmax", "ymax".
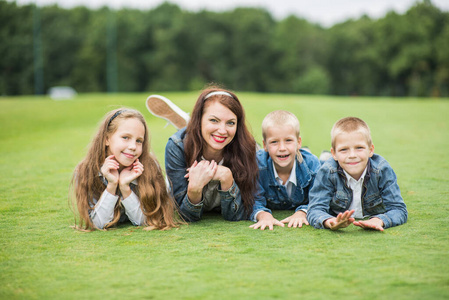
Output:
[
  {"xmin": 307, "ymin": 154, "xmax": 408, "ymax": 229},
  {"xmin": 165, "ymin": 128, "xmax": 245, "ymax": 222},
  {"xmin": 250, "ymin": 149, "xmax": 320, "ymax": 221}
]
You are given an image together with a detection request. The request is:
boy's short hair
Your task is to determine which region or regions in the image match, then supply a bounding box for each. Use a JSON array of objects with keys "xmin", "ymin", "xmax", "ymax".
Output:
[
  {"xmin": 262, "ymin": 110, "xmax": 300, "ymax": 141},
  {"xmin": 331, "ymin": 117, "xmax": 372, "ymax": 150}
]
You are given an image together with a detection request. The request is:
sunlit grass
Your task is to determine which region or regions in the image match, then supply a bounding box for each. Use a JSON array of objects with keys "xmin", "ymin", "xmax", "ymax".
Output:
[{"xmin": 1, "ymin": 93, "xmax": 448, "ymax": 299}]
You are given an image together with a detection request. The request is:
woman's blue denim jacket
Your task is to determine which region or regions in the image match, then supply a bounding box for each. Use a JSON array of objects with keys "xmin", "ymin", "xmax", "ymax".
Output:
[
  {"xmin": 307, "ymin": 154, "xmax": 408, "ymax": 229},
  {"xmin": 250, "ymin": 149, "xmax": 320, "ymax": 222},
  {"xmin": 165, "ymin": 128, "xmax": 246, "ymax": 222}
]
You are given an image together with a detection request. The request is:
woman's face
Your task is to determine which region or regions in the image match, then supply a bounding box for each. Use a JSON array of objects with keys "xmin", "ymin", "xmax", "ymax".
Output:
[{"xmin": 201, "ymin": 100, "xmax": 237, "ymax": 159}]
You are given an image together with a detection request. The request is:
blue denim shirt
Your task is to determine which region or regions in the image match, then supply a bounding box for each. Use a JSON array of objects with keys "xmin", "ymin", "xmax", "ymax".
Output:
[
  {"xmin": 250, "ymin": 149, "xmax": 321, "ymax": 222},
  {"xmin": 165, "ymin": 128, "xmax": 246, "ymax": 222},
  {"xmin": 307, "ymin": 154, "xmax": 408, "ymax": 229}
]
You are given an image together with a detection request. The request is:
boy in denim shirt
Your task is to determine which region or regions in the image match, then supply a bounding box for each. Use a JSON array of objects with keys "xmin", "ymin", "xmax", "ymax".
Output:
[
  {"xmin": 250, "ymin": 110, "xmax": 320, "ymax": 230},
  {"xmin": 307, "ymin": 117, "xmax": 408, "ymax": 231}
]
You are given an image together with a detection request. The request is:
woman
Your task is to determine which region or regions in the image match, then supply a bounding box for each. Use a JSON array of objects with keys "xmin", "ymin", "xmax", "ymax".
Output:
[{"xmin": 153, "ymin": 86, "xmax": 258, "ymax": 222}]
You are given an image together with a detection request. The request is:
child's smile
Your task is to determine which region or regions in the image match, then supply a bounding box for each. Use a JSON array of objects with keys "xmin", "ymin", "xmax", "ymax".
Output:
[
  {"xmin": 277, "ymin": 154, "xmax": 291, "ymax": 160},
  {"xmin": 122, "ymin": 152, "xmax": 137, "ymax": 159}
]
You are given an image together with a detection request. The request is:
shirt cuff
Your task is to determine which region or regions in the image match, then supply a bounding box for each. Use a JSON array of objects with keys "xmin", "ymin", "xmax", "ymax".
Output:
[
  {"xmin": 252, "ymin": 208, "xmax": 272, "ymax": 222},
  {"xmin": 218, "ymin": 181, "xmax": 238, "ymax": 199},
  {"xmin": 253, "ymin": 210, "xmax": 263, "ymax": 222},
  {"xmin": 185, "ymin": 195, "xmax": 204, "ymax": 208}
]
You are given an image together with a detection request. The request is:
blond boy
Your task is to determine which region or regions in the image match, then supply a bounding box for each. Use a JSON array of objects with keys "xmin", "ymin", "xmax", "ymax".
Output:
[
  {"xmin": 307, "ymin": 117, "xmax": 408, "ymax": 231},
  {"xmin": 250, "ymin": 110, "xmax": 320, "ymax": 230}
]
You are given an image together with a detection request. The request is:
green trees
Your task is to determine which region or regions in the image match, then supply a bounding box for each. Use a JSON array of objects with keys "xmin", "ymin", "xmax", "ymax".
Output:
[
  {"xmin": 272, "ymin": 16, "xmax": 329, "ymax": 94},
  {"xmin": 0, "ymin": 2, "xmax": 34, "ymax": 95},
  {"xmin": 1, "ymin": 1, "xmax": 448, "ymax": 96},
  {"xmin": 376, "ymin": 2, "xmax": 442, "ymax": 96}
]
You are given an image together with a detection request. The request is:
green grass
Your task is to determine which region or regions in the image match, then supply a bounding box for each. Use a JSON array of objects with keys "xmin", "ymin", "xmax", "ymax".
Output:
[{"xmin": 1, "ymin": 92, "xmax": 448, "ymax": 299}]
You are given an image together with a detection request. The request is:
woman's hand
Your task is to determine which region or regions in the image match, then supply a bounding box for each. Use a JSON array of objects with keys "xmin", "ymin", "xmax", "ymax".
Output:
[
  {"xmin": 213, "ymin": 165, "xmax": 234, "ymax": 191},
  {"xmin": 119, "ymin": 159, "xmax": 144, "ymax": 198},
  {"xmin": 186, "ymin": 160, "xmax": 217, "ymax": 204},
  {"xmin": 100, "ymin": 155, "xmax": 120, "ymax": 194}
]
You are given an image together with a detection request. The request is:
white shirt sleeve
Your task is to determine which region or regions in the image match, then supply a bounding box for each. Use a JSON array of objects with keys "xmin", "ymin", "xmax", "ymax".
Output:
[
  {"xmin": 121, "ymin": 191, "xmax": 146, "ymax": 226},
  {"xmin": 253, "ymin": 210, "xmax": 264, "ymax": 222},
  {"xmin": 90, "ymin": 190, "xmax": 119, "ymax": 229}
]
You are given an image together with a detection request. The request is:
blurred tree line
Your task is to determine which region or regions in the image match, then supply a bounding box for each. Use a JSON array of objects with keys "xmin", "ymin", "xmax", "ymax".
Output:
[{"xmin": 1, "ymin": 0, "xmax": 448, "ymax": 96}]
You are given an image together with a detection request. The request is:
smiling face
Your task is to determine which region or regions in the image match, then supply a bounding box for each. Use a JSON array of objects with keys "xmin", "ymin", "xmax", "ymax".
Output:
[
  {"xmin": 200, "ymin": 100, "xmax": 237, "ymax": 160},
  {"xmin": 331, "ymin": 131, "xmax": 374, "ymax": 180},
  {"xmin": 263, "ymin": 124, "xmax": 301, "ymax": 174},
  {"xmin": 106, "ymin": 117, "xmax": 145, "ymax": 168}
]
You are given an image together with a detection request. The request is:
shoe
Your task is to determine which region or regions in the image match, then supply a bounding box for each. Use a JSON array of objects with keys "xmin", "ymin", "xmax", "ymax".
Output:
[
  {"xmin": 319, "ymin": 150, "xmax": 333, "ymax": 162},
  {"xmin": 145, "ymin": 95, "xmax": 190, "ymax": 130}
]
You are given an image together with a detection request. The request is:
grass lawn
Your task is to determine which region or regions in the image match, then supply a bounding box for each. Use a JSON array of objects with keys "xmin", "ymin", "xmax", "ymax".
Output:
[{"xmin": 1, "ymin": 92, "xmax": 448, "ymax": 299}]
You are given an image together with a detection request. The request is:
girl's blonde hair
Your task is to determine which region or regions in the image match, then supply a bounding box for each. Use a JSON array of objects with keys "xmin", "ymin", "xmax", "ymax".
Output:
[{"xmin": 69, "ymin": 108, "xmax": 181, "ymax": 230}]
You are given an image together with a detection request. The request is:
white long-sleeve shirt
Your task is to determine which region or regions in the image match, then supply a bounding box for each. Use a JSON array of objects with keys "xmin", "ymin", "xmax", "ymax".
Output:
[
  {"xmin": 344, "ymin": 168, "xmax": 367, "ymax": 219},
  {"xmin": 89, "ymin": 190, "xmax": 145, "ymax": 229}
]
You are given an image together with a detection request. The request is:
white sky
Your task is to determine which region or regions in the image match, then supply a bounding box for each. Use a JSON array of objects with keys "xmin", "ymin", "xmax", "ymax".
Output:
[{"xmin": 9, "ymin": 0, "xmax": 449, "ymax": 27}]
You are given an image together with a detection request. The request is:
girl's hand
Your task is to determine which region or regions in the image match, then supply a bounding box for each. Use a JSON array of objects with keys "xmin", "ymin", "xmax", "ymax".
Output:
[
  {"xmin": 101, "ymin": 155, "xmax": 120, "ymax": 194},
  {"xmin": 119, "ymin": 159, "xmax": 144, "ymax": 199},
  {"xmin": 119, "ymin": 159, "xmax": 144, "ymax": 186},
  {"xmin": 212, "ymin": 165, "xmax": 234, "ymax": 191},
  {"xmin": 101, "ymin": 155, "xmax": 120, "ymax": 184},
  {"xmin": 186, "ymin": 160, "xmax": 217, "ymax": 204}
]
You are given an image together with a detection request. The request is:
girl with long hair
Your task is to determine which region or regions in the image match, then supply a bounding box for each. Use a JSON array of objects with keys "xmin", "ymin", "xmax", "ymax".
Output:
[
  {"xmin": 157, "ymin": 86, "xmax": 258, "ymax": 222},
  {"xmin": 70, "ymin": 108, "xmax": 179, "ymax": 230}
]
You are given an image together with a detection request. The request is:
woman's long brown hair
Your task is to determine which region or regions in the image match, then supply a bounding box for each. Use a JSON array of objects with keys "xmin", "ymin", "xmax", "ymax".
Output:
[
  {"xmin": 69, "ymin": 108, "xmax": 180, "ymax": 230},
  {"xmin": 184, "ymin": 86, "xmax": 258, "ymax": 216}
]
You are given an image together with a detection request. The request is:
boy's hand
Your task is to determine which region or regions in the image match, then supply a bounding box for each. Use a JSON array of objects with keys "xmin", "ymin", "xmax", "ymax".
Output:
[
  {"xmin": 324, "ymin": 210, "xmax": 355, "ymax": 230},
  {"xmin": 353, "ymin": 217, "xmax": 384, "ymax": 231},
  {"xmin": 280, "ymin": 210, "xmax": 309, "ymax": 228},
  {"xmin": 249, "ymin": 211, "xmax": 284, "ymax": 231}
]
